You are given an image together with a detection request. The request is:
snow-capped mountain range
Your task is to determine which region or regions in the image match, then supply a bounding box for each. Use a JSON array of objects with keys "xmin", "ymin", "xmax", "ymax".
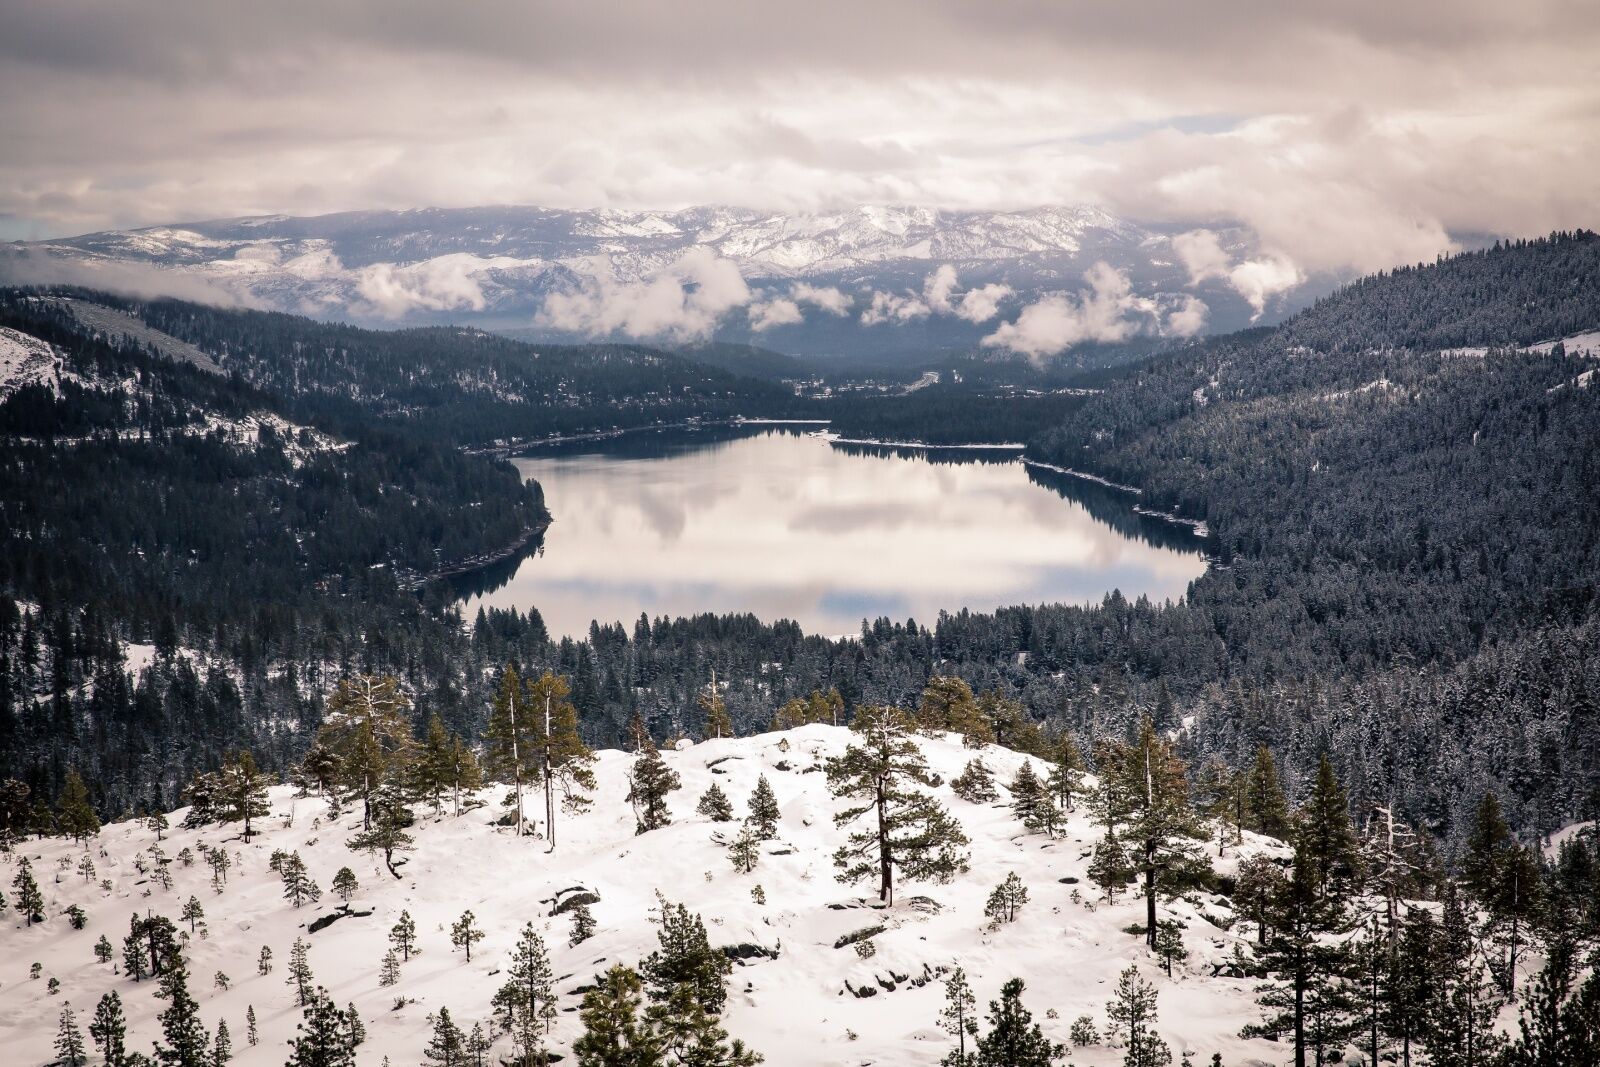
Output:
[{"xmin": 3, "ymin": 206, "xmax": 1295, "ymax": 358}]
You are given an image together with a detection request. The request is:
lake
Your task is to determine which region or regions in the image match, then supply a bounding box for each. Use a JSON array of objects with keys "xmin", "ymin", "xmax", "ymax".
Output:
[{"xmin": 452, "ymin": 426, "xmax": 1209, "ymax": 639}]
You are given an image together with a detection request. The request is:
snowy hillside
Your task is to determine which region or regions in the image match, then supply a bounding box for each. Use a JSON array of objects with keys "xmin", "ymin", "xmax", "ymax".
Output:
[{"xmin": 0, "ymin": 726, "xmax": 1292, "ymax": 1067}]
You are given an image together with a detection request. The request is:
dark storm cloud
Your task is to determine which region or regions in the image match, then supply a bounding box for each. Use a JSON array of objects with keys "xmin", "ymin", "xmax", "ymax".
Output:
[{"xmin": 0, "ymin": 0, "xmax": 1595, "ymax": 272}]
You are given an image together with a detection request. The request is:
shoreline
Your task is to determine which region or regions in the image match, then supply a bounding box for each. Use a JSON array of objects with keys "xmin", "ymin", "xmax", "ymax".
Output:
[
  {"xmin": 1024, "ymin": 459, "xmax": 1210, "ymax": 538},
  {"xmin": 407, "ymin": 515, "xmax": 552, "ymax": 591}
]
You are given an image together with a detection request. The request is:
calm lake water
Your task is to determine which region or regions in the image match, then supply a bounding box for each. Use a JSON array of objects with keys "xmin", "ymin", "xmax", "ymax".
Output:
[{"xmin": 452, "ymin": 427, "xmax": 1208, "ymax": 639}]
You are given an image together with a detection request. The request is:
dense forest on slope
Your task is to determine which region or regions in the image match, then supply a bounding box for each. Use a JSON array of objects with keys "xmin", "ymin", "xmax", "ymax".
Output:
[
  {"xmin": 1, "ymin": 234, "xmax": 1598, "ymax": 859},
  {"xmin": 47, "ymin": 290, "xmax": 807, "ymax": 446}
]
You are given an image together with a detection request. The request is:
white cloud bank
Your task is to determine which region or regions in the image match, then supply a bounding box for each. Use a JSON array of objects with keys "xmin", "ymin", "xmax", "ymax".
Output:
[
  {"xmin": 538, "ymin": 248, "xmax": 751, "ymax": 341},
  {"xmin": 861, "ymin": 265, "xmax": 1014, "ymax": 327},
  {"xmin": 1171, "ymin": 228, "xmax": 1303, "ymax": 319},
  {"xmin": 981, "ymin": 261, "xmax": 1206, "ymax": 358}
]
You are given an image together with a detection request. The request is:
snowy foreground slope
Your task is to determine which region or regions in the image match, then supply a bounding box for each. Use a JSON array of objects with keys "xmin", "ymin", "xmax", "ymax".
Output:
[{"xmin": 1, "ymin": 726, "xmax": 1287, "ymax": 1066}]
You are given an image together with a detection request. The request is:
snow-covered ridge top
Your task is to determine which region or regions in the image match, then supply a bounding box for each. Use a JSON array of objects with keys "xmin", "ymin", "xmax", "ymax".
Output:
[{"xmin": 1, "ymin": 724, "xmax": 1286, "ymax": 1067}]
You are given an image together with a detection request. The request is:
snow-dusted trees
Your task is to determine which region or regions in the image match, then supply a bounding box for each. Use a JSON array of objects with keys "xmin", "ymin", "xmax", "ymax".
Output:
[
  {"xmin": 390, "ymin": 910, "xmax": 418, "ymax": 961},
  {"xmin": 345, "ymin": 784, "xmax": 415, "ymax": 878},
  {"xmin": 771, "ymin": 688, "xmax": 843, "ymax": 730},
  {"xmin": 278, "ymin": 852, "xmax": 321, "ymax": 907},
  {"xmin": 985, "ymin": 872, "xmax": 1029, "ymax": 925},
  {"xmin": 331, "ymin": 867, "xmax": 359, "ymax": 903},
  {"xmin": 450, "ymin": 910, "xmax": 484, "ymax": 962},
  {"xmin": 727, "ymin": 825, "xmax": 761, "ymax": 874},
  {"xmin": 493, "ymin": 923, "xmax": 556, "ymax": 1064},
  {"xmin": 314, "ymin": 675, "xmax": 415, "ymax": 830},
  {"xmin": 12, "ymin": 857, "xmax": 43, "ymax": 925},
  {"xmin": 153, "ymin": 959, "xmax": 209, "ymax": 1067},
  {"xmin": 487, "ymin": 666, "xmax": 596, "ymax": 846},
  {"xmin": 825, "ymin": 704, "xmax": 969, "ymax": 905},
  {"xmin": 1105, "ymin": 966, "xmax": 1169, "ymax": 1067},
  {"xmin": 422, "ymin": 1006, "xmax": 466, "ymax": 1067},
  {"xmin": 950, "ymin": 759, "xmax": 998, "ymax": 803},
  {"xmin": 746, "ymin": 775, "xmax": 780, "ymax": 839},
  {"xmin": 642, "ymin": 896, "xmax": 732, "ymax": 1015},
  {"xmin": 627, "ymin": 741, "xmax": 682, "ymax": 834},
  {"xmin": 696, "ymin": 783, "xmax": 734, "ymax": 822},
  {"xmin": 569, "ymin": 901, "xmax": 597, "ymax": 947},
  {"xmin": 1045, "ymin": 734, "xmax": 1086, "ymax": 813},
  {"xmin": 973, "ymin": 979, "xmax": 1060, "ymax": 1067},
  {"xmin": 286, "ymin": 938, "xmax": 315, "ymax": 1007},
  {"xmin": 939, "ymin": 966, "xmax": 978, "ymax": 1066},
  {"xmin": 285, "ymin": 988, "xmax": 357, "ymax": 1067},
  {"xmin": 1094, "ymin": 716, "xmax": 1208, "ymax": 948},
  {"xmin": 573, "ymin": 964, "xmax": 762, "ymax": 1067},
  {"xmin": 55, "ymin": 1003, "xmax": 87, "ymax": 1067},
  {"xmin": 89, "ymin": 992, "xmax": 127, "ymax": 1066},
  {"xmin": 416, "ymin": 712, "xmax": 482, "ymax": 817},
  {"xmin": 1243, "ymin": 745, "xmax": 1291, "ymax": 839},
  {"xmin": 916, "ymin": 675, "xmax": 993, "ymax": 746},
  {"xmin": 56, "ymin": 769, "xmax": 100, "ymax": 844},
  {"xmin": 214, "ymin": 751, "xmax": 270, "ymax": 840},
  {"xmin": 698, "ymin": 669, "xmax": 732, "ymax": 740}
]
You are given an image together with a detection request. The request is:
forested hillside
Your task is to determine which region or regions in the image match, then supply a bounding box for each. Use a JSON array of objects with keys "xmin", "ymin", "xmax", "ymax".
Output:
[{"xmin": 2, "ymin": 235, "xmax": 1598, "ymax": 864}]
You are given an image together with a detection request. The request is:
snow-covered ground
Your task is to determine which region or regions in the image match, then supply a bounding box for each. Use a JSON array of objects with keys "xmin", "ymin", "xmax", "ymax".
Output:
[{"xmin": 1, "ymin": 726, "xmax": 1290, "ymax": 1066}]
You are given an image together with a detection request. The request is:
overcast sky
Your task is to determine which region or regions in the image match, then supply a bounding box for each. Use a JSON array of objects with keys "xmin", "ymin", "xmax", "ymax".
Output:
[{"xmin": 1, "ymin": 0, "xmax": 1596, "ymax": 275}]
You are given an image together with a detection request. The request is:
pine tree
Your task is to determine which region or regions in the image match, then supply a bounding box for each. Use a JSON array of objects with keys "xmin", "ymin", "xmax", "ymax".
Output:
[
  {"xmin": 696, "ymin": 783, "xmax": 734, "ymax": 822},
  {"xmin": 152, "ymin": 960, "xmax": 209, "ymax": 1067},
  {"xmin": 1243, "ymin": 745, "xmax": 1291, "ymax": 839},
  {"xmin": 1426, "ymin": 882, "xmax": 1505, "ymax": 1066},
  {"xmin": 728, "ymin": 824, "xmax": 761, "ymax": 874},
  {"xmin": 57, "ymin": 768, "xmax": 102, "ymax": 844},
  {"xmin": 1497, "ymin": 939, "xmax": 1599, "ymax": 1067},
  {"xmin": 466, "ymin": 1023, "xmax": 489, "ymax": 1067},
  {"xmin": 1088, "ymin": 827, "xmax": 1134, "ymax": 900},
  {"xmin": 1233, "ymin": 855, "xmax": 1285, "ymax": 946},
  {"xmin": 345, "ymin": 1003, "xmax": 365, "ymax": 1048},
  {"xmin": 698, "ymin": 671, "xmax": 732, "ymax": 740},
  {"xmin": 974, "ymin": 978, "xmax": 1061, "ymax": 1067},
  {"xmin": 825, "ymin": 704, "xmax": 970, "ymax": 905},
  {"xmin": 279, "ymin": 852, "xmax": 321, "ymax": 907},
  {"xmin": 486, "ymin": 664, "xmax": 537, "ymax": 839},
  {"xmin": 147, "ymin": 811, "xmax": 169, "ymax": 841},
  {"xmin": 89, "ymin": 991, "xmax": 127, "ymax": 1066},
  {"xmin": 285, "ymin": 989, "xmax": 354, "ymax": 1067},
  {"xmin": 257, "ymin": 946, "xmax": 272, "ymax": 975},
  {"xmin": 181, "ymin": 895, "xmax": 204, "ymax": 933},
  {"xmin": 570, "ymin": 901, "xmax": 597, "ymax": 947},
  {"xmin": 572, "ymin": 965, "xmax": 663, "ymax": 1067},
  {"xmin": 245, "ymin": 1006, "xmax": 257, "ymax": 1047},
  {"xmin": 747, "ymin": 775, "xmax": 780, "ymax": 839},
  {"xmin": 390, "ymin": 910, "xmax": 418, "ymax": 961},
  {"xmin": 214, "ymin": 751, "xmax": 270, "ymax": 841},
  {"xmin": 379, "ymin": 948, "xmax": 401, "ymax": 986},
  {"xmin": 1461, "ymin": 791, "xmax": 1513, "ymax": 905},
  {"xmin": 950, "ymin": 759, "xmax": 998, "ymax": 803},
  {"xmin": 331, "ymin": 867, "xmax": 359, "ymax": 903},
  {"xmin": 422, "ymin": 1007, "xmax": 468, "ymax": 1067},
  {"xmin": 345, "ymin": 783, "xmax": 414, "ymax": 878},
  {"xmin": 641, "ymin": 895, "xmax": 732, "ymax": 1015},
  {"xmin": 12, "ymin": 857, "xmax": 43, "ymax": 925},
  {"xmin": 210, "ymin": 1019, "xmax": 230, "ymax": 1067},
  {"xmin": 917, "ymin": 675, "xmax": 993, "ymax": 745},
  {"xmin": 984, "ymin": 872, "xmax": 1029, "ymax": 924},
  {"xmin": 95, "ymin": 934, "xmax": 114, "ymax": 964},
  {"xmin": 1098, "ymin": 717, "xmax": 1209, "ymax": 947},
  {"xmin": 1045, "ymin": 734, "xmax": 1087, "ymax": 813},
  {"xmin": 527, "ymin": 670, "xmax": 597, "ymax": 849},
  {"xmin": 648, "ymin": 981, "xmax": 762, "ymax": 1066},
  {"xmin": 314, "ymin": 675, "xmax": 415, "ymax": 830},
  {"xmin": 1296, "ymin": 754, "xmax": 1359, "ymax": 900},
  {"xmin": 1106, "ymin": 966, "xmax": 1170, "ymax": 1067},
  {"xmin": 78, "ymin": 853, "xmax": 97, "ymax": 882},
  {"xmin": 627, "ymin": 741, "xmax": 682, "ymax": 834},
  {"xmin": 940, "ymin": 966, "xmax": 979, "ymax": 1066},
  {"xmin": 494, "ymin": 923, "xmax": 556, "ymax": 1065},
  {"xmin": 415, "ymin": 712, "xmax": 459, "ymax": 814},
  {"xmin": 56, "ymin": 1002, "xmax": 88, "ymax": 1067},
  {"xmin": 1152, "ymin": 920, "xmax": 1188, "ymax": 977},
  {"xmin": 1008, "ymin": 762, "xmax": 1048, "ymax": 829},
  {"xmin": 287, "ymin": 938, "xmax": 315, "ymax": 1007},
  {"xmin": 450, "ymin": 910, "xmax": 484, "ymax": 962}
]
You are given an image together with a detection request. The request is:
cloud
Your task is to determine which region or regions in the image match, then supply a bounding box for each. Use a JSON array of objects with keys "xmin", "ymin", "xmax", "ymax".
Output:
[
  {"xmin": 790, "ymin": 282, "xmax": 851, "ymax": 315},
  {"xmin": 1171, "ymin": 228, "xmax": 1304, "ymax": 319},
  {"xmin": 956, "ymin": 282, "xmax": 1013, "ymax": 324},
  {"xmin": 1172, "ymin": 229, "xmax": 1231, "ymax": 284},
  {"xmin": 748, "ymin": 296, "xmax": 803, "ymax": 331},
  {"xmin": 352, "ymin": 254, "xmax": 489, "ymax": 317},
  {"xmin": 537, "ymin": 247, "xmax": 751, "ymax": 341},
  {"xmin": 982, "ymin": 261, "xmax": 1201, "ymax": 357},
  {"xmin": 1162, "ymin": 293, "xmax": 1208, "ymax": 337},
  {"xmin": 860, "ymin": 289, "xmax": 930, "ymax": 326},
  {"xmin": 861, "ymin": 265, "xmax": 1012, "ymax": 327},
  {"xmin": 0, "ymin": 247, "xmax": 260, "ymax": 306}
]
